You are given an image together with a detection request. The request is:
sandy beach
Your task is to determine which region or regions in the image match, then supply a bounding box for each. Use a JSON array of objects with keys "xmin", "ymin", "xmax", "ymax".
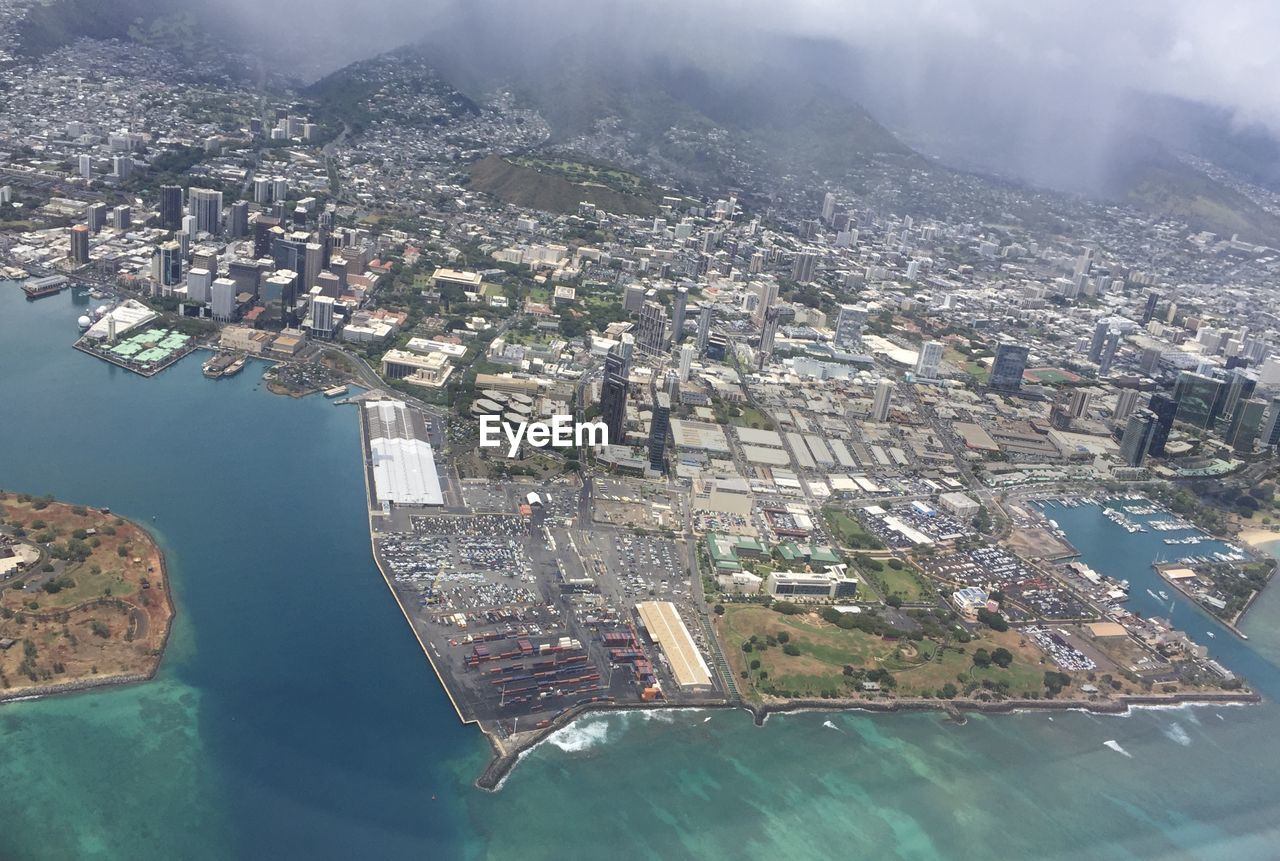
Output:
[{"xmin": 1237, "ymin": 526, "xmax": 1280, "ymax": 549}]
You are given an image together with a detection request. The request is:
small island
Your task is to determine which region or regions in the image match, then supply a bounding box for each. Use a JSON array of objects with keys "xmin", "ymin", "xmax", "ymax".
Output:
[{"xmin": 0, "ymin": 491, "xmax": 173, "ymax": 700}]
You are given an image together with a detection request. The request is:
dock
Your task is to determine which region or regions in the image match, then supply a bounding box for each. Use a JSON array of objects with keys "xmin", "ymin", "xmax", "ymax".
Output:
[{"xmin": 22, "ymin": 275, "xmax": 69, "ymax": 300}]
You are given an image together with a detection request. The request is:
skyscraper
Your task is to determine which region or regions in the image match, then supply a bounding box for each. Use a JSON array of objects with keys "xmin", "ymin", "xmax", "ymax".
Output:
[
  {"xmin": 86, "ymin": 202, "xmax": 107, "ymax": 234},
  {"xmin": 188, "ymin": 188, "xmax": 223, "ymax": 236},
  {"xmin": 915, "ymin": 341, "xmax": 943, "ymax": 379},
  {"xmin": 1172, "ymin": 372, "xmax": 1225, "ymax": 431},
  {"xmin": 159, "ymin": 185, "xmax": 183, "ymax": 230},
  {"xmin": 151, "ymin": 241, "xmax": 182, "ymax": 290},
  {"xmin": 752, "ymin": 280, "xmax": 778, "ymax": 326},
  {"xmin": 678, "ymin": 343, "xmax": 693, "ymax": 382},
  {"xmin": 648, "ymin": 392, "xmax": 671, "ymax": 472},
  {"xmin": 1089, "ymin": 320, "xmax": 1110, "ymax": 363},
  {"xmin": 67, "ymin": 224, "xmax": 90, "ymax": 264},
  {"xmin": 791, "ymin": 251, "xmax": 817, "ymax": 285},
  {"xmin": 1261, "ymin": 397, "xmax": 1280, "ymax": 449},
  {"xmin": 833, "ymin": 304, "xmax": 866, "ymax": 351},
  {"xmin": 820, "ymin": 192, "xmax": 836, "ymax": 224},
  {"xmin": 1098, "ymin": 331, "xmax": 1122, "ymax": 375},
  {"xmin": 758, "ymin": 307, "xmax": 780, "ymax": 368},
  {"xmin": 671, "ymin": 286, "xmax": 688, "ymax": 343},
  {"xmin": 309, "ymin": 295, "xmax": 336, "ymax": 338},
  {"xmin": 696, "ymin": 305, "xmax": 711, "ymax": 355},
  {"xmin": 871, "ymin": 378, "xmax": 894, "ymax": 422},
  {"xmin": 227, "ymin": 200, "xmax": 250, "ymax": 239},
  {"xmin": 1141, "ymin": 292, "xmax": 1160, "ymax": 325},
  {"xmin": 1226, "ymin": 398, "xmax": 1267, "ymax": 453},
  {"xmin": 1114, "ymin": 388, "xmax": 1141, "ymax": 423},
  {"xmin": 1146, "ymin": 393, "xmax": 1178, "ymax": 456},
  {"xmin": 989, "ymin": 343, "xmax": 1029, "ymax": 391},
  {"xmin": 599, "ymin": 345, "xmax": 630, "ymax": 445},
  {"xmin": 1119, "ymin": 410, "xmax": 1158, "ymax": 467},
  {"xmin": 636, "ymin": 301, "xmax": 669, "ymax": 357}
]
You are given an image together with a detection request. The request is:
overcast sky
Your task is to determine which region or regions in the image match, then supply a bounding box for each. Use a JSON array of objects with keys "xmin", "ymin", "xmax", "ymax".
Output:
[{"xmin": 216, "ymin": 0, "xmax": 1280, "ymax": 138}]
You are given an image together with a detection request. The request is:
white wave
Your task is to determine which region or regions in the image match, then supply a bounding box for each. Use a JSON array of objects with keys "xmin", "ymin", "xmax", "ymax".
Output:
[
  {"xmin": 1103, "ymin": 739, "xmax": 1133, "ymax": 758},
  {"xmin": 1047, "ymin": 717, "xmax": 1054, "ymax": 722},
  {"xmin": 823, "ymin": 719, "xmax": 844, "ymax": 732},
  {"xmin": 703, "ymin": 716, "xmax": 712, "ymax": 723},
  {"xmin": 1217, "ymin": 713, "xmax": 1225, "ymax": 721},
  {"xmin": 545, "ymin": 718, "xmax": 611, "ymax": 753},
  {"xmin": 1162, "ymin": 722, "xmax": 1192, "ymax": 747}
]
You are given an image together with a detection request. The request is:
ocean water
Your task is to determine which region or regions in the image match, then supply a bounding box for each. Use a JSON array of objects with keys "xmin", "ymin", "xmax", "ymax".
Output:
[{"xmin": 3, "ymin": 286, "xmax": 1280, "ymax": 860}]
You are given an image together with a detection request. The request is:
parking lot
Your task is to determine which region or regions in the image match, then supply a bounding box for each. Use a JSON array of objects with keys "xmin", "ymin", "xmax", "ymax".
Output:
[{"xmin": 921, "ymin": 547, "xmax": 1092, "ymax": 620}]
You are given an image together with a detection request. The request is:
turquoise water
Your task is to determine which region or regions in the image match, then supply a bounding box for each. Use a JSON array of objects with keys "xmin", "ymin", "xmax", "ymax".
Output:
[{"xmin": 3, "ymin": 286, "xmax": 1280, "ymax": 859}]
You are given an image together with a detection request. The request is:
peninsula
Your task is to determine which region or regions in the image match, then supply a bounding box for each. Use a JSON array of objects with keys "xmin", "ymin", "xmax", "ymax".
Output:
[{"xmin": 0, "ymin": 492, "xmax": 173, "ymax": 700}]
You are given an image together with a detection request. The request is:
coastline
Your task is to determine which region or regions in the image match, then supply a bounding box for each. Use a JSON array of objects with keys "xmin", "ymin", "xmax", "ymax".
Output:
[
  {"xmin": 0, "ymin": 505, "xmax": 176, "ymax": 705},
  {"xmin": 473, "ymin": 689, "xmax": 1262, "ymax": 791},
  {"xmin": 1237, "ymin": 527, "xmax": 1280, "ymax": 551}
]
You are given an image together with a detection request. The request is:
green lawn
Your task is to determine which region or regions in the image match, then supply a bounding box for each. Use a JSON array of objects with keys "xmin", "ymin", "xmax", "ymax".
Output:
[
  {"xmin": 870, "ymin": 564, "xmax": 931, "ymax": 603},
  {"xmin": 721, "ymin": 605, "xmax": 1053, "ymax": 699},
  {"xmin": 823, "ymin": 508, "xmax": 883, "ymax": 550},
  {"xmin": 727, "ymin": 404, "xmax": 774, "ymax": 430}
]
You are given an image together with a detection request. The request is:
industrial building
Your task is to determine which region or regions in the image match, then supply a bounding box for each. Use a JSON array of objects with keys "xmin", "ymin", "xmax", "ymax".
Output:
[{"xmin": 365, "ymin": 400, "xmax": 444, "ymax": 506}]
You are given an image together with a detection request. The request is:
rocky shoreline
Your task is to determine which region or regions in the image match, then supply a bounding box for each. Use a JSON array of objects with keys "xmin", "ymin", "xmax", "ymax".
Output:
[
  {"xmin": 0, "ymin": 509, "xmax": 175, "ymax": 706},
  {"xmin": 474, "ymin": 689, "xmax": 1261, "ymax": 791}
]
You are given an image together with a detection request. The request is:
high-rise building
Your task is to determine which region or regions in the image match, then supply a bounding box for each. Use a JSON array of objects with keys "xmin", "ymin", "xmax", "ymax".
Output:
[
  {"xmin": 871, "ymin": 378, "xmax": 894, "ymax": 422},
  {"xmin": 86, "ymin": 202, "xmax": 107, "ymax": 234},
  {"xmin": 671, "ymin": 286, "xmax": 688, "ymax": 342},
  {"xmin": 210, "ymin": 277, "xmax": 237, "ymax": 321},
  {"xmin": 227, "ymin": 200, "xmax": 250, "ymax": 239},
  {"xmin": 1261, "ymin": 397, "xmax": 1280, "ymax": 449},
  {"xmin": 1172, "ymin": 371, "xmax": 1226, "ymax": 430},
  {"xmin": 151, "ymin": 241, "xmax": 182, "ymax": 290},
  {"xmin": 186, "ymin": 267, "xmax": 213, "ymax": 303},
  {"xmin": 1219, "ymin": 369, "xmax": 1257, "ymax": 424},
  {"xmin": 310, "ymin": 295, "xmax": 336, "ymax": 338},
  {"xmin": 1119, "ymin": 410, "xmax": 1158, "ymax": 467},
  {"xmin": 112, "ymin": 204, "xmax": 131, "ymax": 230},
  {"xmin": 1139, "ymin": 347, "xmax": 1161, "ymax": 376},
  {"xmin": 1098, "ymin": 331, "xmax": 1122, "ymax": 375},
  {"xmin": 1147, "ymin": 393, "xmax": 1178, "ymax": 456},
  {"xmin": 678, "ymin": 343, "xmax": 694, "ymax": 382},
  {"xmin": 600, "ymin": 344, "xmax": 630, "ymax": 445},
  {"xmin": 696, "ymin": 305, "xmax": 711, "ymax": 355},
  {"xmin": 1089, "ymin": 320, "xmax": 1110, "ymax": 363},
  {"xmin": 623, "ymin": 283, "xmax": 646, "ymax": 313},
  {"xmin": 188, "ymin": 188, "xmax": 223, "ymax": 236},
  {"xmin": 915, "ymin": 341, "xmax": 944, "ymax": 379},
  {"xmin": 78, "ymin": 154, "xmax": 92, "ymax": 180},
  {"xmin": 791, "ymin": 251, "xmax": 817, "ymax": 285},
  {"xmin": 253, "ymin": 176, "xmax": 272, "ymax": 203},
  {"xmin": 820, "ymin": 192, "xmax": 836, "ymax": 225},
  {"xmin": 1141, "ymin": 291, "xmax": 1160, "ymax": 325},
  {"xmin": 159, "ymin": 185, "xmax": 183, "ymax": 230},
  {"xmin": 1226, "ymin": 398, "xmax": 1267, "ymax": 453},
  {"xmin": 989, "ymin": 343, "xmax": 1029, "ymax": 391},
  {"xmin": 758, "ymin": 307, "xmax": 780, "ymax": 368},
  {"xmin": 636, "ymin": 301, "xmax": 669, "ymax": 356},
  {"xmin": 648, "ymin": 392, "xmax": 671, "ymax": 472},
  {"xmin": 752, "ymin": 280, "xmax": 778, "ymax": 326},
  {"xmin": 1067, "ymin": 389, "xmax": 1092, "ymax": 419},
  {"xmin": 833, "ymin": 304, "xmax": 866, "ymax": 351},
  {"xmin": 67, "ymin": 224, "xmax": 90, "ymax": 264},
  {"xmin": 112, "ymin": 154, "xmax": 132, "ymax": 179},
  {"xmin": 1114, "ymin": 388, "xmax": 1141, "ymax": 423}
]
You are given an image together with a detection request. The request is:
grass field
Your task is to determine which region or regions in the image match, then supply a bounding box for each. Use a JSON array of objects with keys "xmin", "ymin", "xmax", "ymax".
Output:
[
  {"xmin": 727, "ymin": 404, "xmax": 774, "ymax": 431},
  {"xmin": 868, "ymin": 563, "xmax": 931, "ymax": 603},
  {"xmin": 823, "ymin": 508, "xmax": 883, "ymax": 550},
  {"xmin": 720, "ymin": 605, "xmax": 1055, "ymax": 700}
]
